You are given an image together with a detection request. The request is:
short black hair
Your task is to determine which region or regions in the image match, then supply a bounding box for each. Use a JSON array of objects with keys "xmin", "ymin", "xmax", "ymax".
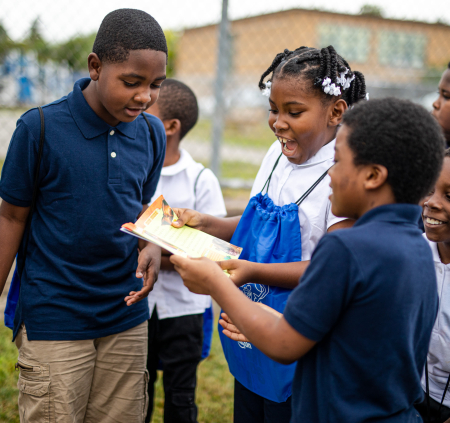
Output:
[
  {"xmin": 93, "ymin": 9, "xmax": 167, "ymax": 63},
  {"xmin": 156, "ymin": 79, "xmax": 199, "ymax": 140},
  {"xmin": 259, "ymin": 45, "xmax": 366, "ymax": 106},
  {"xmin": 343, "ymin": 97, "xmax": 445, "ymax": 204}
]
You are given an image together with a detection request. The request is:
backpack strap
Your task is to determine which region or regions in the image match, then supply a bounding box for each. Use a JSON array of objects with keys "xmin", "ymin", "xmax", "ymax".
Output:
[
  {"xmin": 194, "ymin": 167, "xmax": 207, "ymax": 210},
  {"xmin": 19, "ymin": 106, "xmax": 45, "ymax": 278},
  {"xmin": 141, "ymin": 113, "xmax": 158, "ymax": 157}
]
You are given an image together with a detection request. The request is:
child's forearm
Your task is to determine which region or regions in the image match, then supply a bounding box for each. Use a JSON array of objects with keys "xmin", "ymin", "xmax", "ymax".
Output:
[
  {"xmin": 0, "ymin": 201, "xmax": 29, "ymax": 296},
  {"xmin": 210, "ymin": 274, "xmax": 313, "ymax": 363},
  {"xmin": 247, "ymin": 261, "xmax": 310, "ymax": 289},
  {"xmin": 200, "ymin": 215, "xmax": 241, "ymax": 241}
]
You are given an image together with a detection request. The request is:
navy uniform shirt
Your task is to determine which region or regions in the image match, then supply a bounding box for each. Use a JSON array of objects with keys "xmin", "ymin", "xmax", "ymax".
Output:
[
  {"xmin": 284, "ymin": 204, "xmax": 438, "ymax": 423},
  {"xmin": 0, "ymin": 78, "xmax": 166, "ymax": 341}
]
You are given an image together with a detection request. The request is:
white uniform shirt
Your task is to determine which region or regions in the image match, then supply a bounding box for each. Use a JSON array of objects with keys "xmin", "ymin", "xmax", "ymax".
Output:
[
  {"xmin": 147, "ymin": 149, "xmax": 227, "ymax": 319},
  {"xmin": 421, "ymin": 235, "xmax": 450, "ymax": 408},
  {"xmin": 250, "ymin": 140, "xmax": 344, "ymax": 261}
]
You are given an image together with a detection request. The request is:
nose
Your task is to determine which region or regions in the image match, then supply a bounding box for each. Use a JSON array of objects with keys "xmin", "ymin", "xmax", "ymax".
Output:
[
  {"xmin": 425, "ymin": 192, "xmax": 442, "ymax": 211},
  {"xmin": 432, "ymin": 96, "xmax": 440, "ymax": 112},
  {"xmin": 134, "ymin": 87, "xmax": 151, "ymax": 105},
  {"xmin": 272, "ymin": 116, "xmax": 288, "ymax": 131}
]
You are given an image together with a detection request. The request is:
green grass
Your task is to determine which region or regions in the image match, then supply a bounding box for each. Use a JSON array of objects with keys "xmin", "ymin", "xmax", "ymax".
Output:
[
  {"xmin": 187, "ymin": 119, "xmax": 275, "ymax": 149},
  {"xmin": 0, "ymin": 325, "xmax": 19, "ymax": 423},
  {"xmin": 0, "ymin": 321, "xmax": 234, "ymax": 423}
]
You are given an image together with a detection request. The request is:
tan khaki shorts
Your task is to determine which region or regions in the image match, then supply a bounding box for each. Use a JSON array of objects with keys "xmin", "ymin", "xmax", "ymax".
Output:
[{"xmin": 15, "ymin": 321, "xmax": 149, "ymax": 423}]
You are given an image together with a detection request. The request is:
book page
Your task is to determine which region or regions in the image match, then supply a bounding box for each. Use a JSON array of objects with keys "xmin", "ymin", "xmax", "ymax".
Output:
[{"xmin": 121, "ymin": 195, "xmax": 242, "ymax": 261}]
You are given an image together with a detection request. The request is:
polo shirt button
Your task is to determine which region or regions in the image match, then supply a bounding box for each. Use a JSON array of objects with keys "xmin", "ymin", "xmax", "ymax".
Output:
[
  {"xmin": 111, "ymin": 152, "xmax": 117, "ymax": 158},
  {"xmin": 110, "ymin": 130, "xmax": 115, "ymax": 136}
]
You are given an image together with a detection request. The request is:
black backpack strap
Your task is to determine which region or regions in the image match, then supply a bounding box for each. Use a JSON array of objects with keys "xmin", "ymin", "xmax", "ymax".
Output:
[
  {"xmin": 261, "ymin": 153, "xmax": 282, "ymax": 194},
  {"xmin": 19, "ymin": 106, "xmax": 45, "ymax": 278},
  {"xmin": 193, "ymin": 167, "xmax": 207, "ymax": 210},
  {"xmin": 295, "ymin": 167, "xmax": 331, "ymax": 206},
  {"xmin": 141, "ymin": 113, "xmax": 158, "ymax": 156}
]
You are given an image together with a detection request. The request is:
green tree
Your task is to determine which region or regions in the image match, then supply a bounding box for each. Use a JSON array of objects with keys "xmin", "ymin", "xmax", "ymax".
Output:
[
  {"xmin": 22, "ymin": 18, "xmax": 51, "ymax": 62},
  {"xmin": 54, "ymin": 32, "xmax": 96, "ymax": 71},
  {"xmin": 0, "ymin": 21, "xmax": 15, "ymax": 62},
  {"xmin": 164, "ymin": 30, "xmax": 179, "ymax": 77},
  {"xmin": 359, "ymin": 4, "xmax": 384, "ymax": 18}
]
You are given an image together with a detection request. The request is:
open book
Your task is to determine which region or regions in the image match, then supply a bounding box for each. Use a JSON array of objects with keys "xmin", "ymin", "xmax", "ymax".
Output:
[{"xmin": 121, "ymin": 195, "xmax": 243, "ymax": 261}]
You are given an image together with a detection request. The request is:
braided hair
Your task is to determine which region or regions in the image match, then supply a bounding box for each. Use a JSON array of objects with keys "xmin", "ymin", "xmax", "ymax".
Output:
[{"xmin": 258, "ymin": 46, "xmax": 366, "ymax": 106}]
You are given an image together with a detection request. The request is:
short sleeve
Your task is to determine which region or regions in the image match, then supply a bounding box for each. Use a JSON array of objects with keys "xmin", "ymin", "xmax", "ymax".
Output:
[
  {"xmin": 0, "ymin": 117, "xmax": 40, "ymax": 207},
  {"xmin": 194, "ymin": 168, "xmax": 227, "ymax": 217},
  {"xmin": 142, "ymin": 115, "xmax": 166, "ymax": 204},
  {"xmin": 284, "ymin": 233, "xmax": 361, "ymax": 342}
]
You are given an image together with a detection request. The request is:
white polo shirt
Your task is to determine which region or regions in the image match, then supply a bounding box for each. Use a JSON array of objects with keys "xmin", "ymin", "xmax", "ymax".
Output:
[
  {"xmin": 421, "ymin": 235, "xmax": 450, "ymax": 408},
  {"xmin": 250, "ymin": 140, "xmax": 344, "ymax": 261},
  {"xmin": 147, "ymin": 149, "xmax": 227, "ymax": 319}
]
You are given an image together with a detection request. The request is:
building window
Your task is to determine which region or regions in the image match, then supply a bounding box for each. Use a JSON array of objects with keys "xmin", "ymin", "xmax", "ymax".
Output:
[
  {"xmin": 378, "ymin": 31, "xmax": 426, "ymax": 68},
  {"xmin": 318, "ymin": 24, "xmax": 370, "ymax": 63}
]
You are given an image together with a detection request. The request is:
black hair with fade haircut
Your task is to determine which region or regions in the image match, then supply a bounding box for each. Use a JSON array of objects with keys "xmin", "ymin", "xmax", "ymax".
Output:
[
  {"xmin": 156, "ymin": 79, "xmax": 199, "ymax": 140},
  {"xmin": 259, "ymin": 45, "xmax": 366, "ymax": 106},
  {"xmin": 93, "ymin": 9, "xmax": 167, "ymax": 63},
  {"xmin": 343, "ymin": 97, "xmax": 445, "ymax": 204}
]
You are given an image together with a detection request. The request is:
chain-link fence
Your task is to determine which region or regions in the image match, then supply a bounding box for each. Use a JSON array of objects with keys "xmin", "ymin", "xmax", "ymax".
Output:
[{"xmin": 1, "ymin": 1, "xmax": 450, "ymax": 212}]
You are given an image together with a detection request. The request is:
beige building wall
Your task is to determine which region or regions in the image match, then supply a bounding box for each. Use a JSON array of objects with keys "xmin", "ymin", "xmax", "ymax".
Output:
[{"xmin": 176, "ymin": 9, "xmax": 450, "ymax": 86}]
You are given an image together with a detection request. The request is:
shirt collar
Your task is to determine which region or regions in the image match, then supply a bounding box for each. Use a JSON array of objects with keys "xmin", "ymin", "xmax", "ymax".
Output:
[
  {"xmin": 67, "ymin": 78, "xmax": 137, "ymax": 140},
  {"xmin": 424, "ymin": 235, "xmax": 441, "ymax": 263},
  {"xmin": 354, "ymin": 204, "xmax": 422, "ymax": 228},
  {"xmin": 161, "ymin": 149, "xmax": 196, "ymax": 176}
]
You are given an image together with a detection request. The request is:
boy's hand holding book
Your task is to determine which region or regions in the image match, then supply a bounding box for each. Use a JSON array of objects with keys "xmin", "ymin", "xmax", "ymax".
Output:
[{"xmin": 170, "ymin": 255, "xmax": 225, "ymax": 296}]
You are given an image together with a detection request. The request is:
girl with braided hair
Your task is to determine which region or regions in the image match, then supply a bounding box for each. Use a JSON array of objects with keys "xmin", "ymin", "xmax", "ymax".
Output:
[{"xmin": 170, "ymin": 45, "xmax": 367, "ymax": 422}]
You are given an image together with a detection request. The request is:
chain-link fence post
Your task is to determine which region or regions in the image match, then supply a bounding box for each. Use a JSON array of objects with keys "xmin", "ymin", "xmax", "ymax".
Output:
[{"xmin": 210, "ymin": 0, "xmax": 229, "ymax": 178}]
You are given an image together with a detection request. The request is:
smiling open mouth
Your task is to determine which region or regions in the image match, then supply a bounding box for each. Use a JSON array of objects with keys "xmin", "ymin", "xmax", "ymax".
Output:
[
  {"xmin": 425, "ymin": 216, "xmax": 447, "ymax": 226},
  {"xmin": 277, "ymin": 137, "xmax": 296, "ymax": 153}
]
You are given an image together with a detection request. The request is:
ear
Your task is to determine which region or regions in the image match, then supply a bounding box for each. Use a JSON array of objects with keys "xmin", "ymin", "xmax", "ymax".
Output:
[
  {"xmin": 363, "ymin": 164, "xmax": 389, "ymax": 191},
  {"xmin": 87, "ymin": 53, "xmax": 102, "ymax": 82},
  {"xmin": 328, "ymin": 99, "xmax": 348, "ymax": 127},
  {"xmin": 163, "ymin": 118, "xmax": 181, "ymax": 137}
]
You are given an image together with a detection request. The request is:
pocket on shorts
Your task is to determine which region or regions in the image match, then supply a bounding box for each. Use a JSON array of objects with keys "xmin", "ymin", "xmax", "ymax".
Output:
[{"xmin": 16, "ymin": 359, "xmax": 51, "ymax": 423}]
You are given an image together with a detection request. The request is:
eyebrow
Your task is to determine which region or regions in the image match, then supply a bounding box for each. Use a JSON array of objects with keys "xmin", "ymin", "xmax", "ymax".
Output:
[
  {"xmin": 121, "ymin": 73, "xmax": 167, "ymax": 81},
  {"xmin": 268, "ymin": 99, "xmax": 305, "ymax": 106}
]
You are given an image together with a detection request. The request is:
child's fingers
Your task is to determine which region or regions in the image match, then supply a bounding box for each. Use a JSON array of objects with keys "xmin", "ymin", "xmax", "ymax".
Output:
[
  {"xmin": 222, "ymin": 329, "xmax": 249, "ymax": 343},
  {"xmin": 218, "ymin": 260, "xmax": 236, "ymax": 270},
  {"xmin": 220, "ymin": 312, "xmax": 233, "ymax": 324},
  {"xmin": 219, "ymin": 318, "xmax": 240, "ymax": 334},
  {"xmin": 170, "ymin": 255, "xmax": 189, "ymax": 267}
]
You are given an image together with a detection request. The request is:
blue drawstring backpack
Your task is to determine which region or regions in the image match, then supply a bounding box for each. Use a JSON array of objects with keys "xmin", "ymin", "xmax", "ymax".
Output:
[
  {"xmin": 219, "ymin": 153, "xmax": 330, "ymax": 402},
  {"xmin": 4, "ymin": 106, "xmax": 45, "ymax": 330}
]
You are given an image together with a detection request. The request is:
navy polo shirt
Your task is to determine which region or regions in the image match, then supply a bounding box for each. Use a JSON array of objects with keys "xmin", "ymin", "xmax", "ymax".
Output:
[
  {"xmin": 0, "ymin": 78, "xmax": 166, "ymax": 341},
  {"xmin": 284, "ymin": 204, "xmax": 438, "ymax": 423}
]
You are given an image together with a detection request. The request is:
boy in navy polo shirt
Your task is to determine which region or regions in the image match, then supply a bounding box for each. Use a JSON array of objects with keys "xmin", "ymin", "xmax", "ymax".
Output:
[
  {"xmin": 0, "ymin": 9, "xmax": 167, "ymax": 423},
  {"xmin": 171, "ymin": 98, "xmax": 445, "ymax": 422}
]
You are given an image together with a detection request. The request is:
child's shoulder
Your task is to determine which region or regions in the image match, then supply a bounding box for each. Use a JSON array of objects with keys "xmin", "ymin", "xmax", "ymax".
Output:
[
  {"xmin": 141, "ymin": 112, "xmax": 165, "ymax": 135},
  {"xmin": 18, "ymin": 97, "xmax": 69, "ymax": 139}
]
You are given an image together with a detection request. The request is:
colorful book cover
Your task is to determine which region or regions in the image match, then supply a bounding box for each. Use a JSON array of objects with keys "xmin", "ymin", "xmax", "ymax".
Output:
[{"xmin": 121, "ymin": 195, "xmax": 242, "ymax": 261}]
